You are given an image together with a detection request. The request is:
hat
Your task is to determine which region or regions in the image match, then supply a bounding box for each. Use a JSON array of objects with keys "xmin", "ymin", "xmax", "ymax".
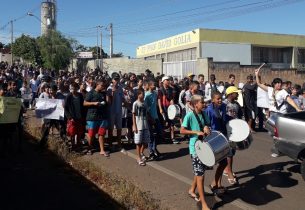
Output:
[
  {"xmin": 188, "ymin": 73, "xmax": 195, "ymax": 77},
  {"xmin": 225, "ymin": 86, "xmax": 239, "ymax": 95},
  {"xmin": 162, "ymin": 76, "xmax": 170, "ymax": 82}
]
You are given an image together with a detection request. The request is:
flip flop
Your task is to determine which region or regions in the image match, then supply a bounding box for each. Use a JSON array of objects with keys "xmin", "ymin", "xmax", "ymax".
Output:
[
  {"xmin": 100, "ymin": 152, "xmax": 110, "ymax": 157},
  {"xmin": 188, "ymin": 192, "xmax": 200, "ymax": 202},
  {"xmin": 138, "ymin": 160, "xmax": 146, "ymax": 166}
]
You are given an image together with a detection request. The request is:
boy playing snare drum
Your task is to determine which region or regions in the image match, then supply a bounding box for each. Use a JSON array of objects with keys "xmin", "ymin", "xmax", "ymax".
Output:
[{"xmin": 180, "ymin": 95, "xmax": 211, "ymax": 210}]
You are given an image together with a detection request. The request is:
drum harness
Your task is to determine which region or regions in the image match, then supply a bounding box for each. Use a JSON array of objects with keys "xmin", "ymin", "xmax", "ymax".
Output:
[{"xmin": 193, "ymin": 111, "xmax": 210, "ymax": 142}]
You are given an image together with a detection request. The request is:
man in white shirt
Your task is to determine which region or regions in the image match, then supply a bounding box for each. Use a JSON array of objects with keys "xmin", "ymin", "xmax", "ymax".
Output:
[{"xmin": 255, "ymin": 66, "xmax": 301, "ymax": 157}]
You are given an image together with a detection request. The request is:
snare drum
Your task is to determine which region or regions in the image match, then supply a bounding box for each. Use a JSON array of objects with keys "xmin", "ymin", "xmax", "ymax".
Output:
[
  {"xmin": 195, "ymin": 131, "xmax": 230, "ymax": 167},
  {"xmin": 167, "ymin": 104, "xmax": 181, "ymax": 120}
]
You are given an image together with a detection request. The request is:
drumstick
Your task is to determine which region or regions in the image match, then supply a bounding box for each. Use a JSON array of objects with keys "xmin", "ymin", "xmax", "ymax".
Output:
[
  {"xmin": 255, "ymin": 62, "xmax": 266, "ymax": 75},
  {"xmin": 258, "ymin": 62, "xmax": 266, "ymax": 70}
]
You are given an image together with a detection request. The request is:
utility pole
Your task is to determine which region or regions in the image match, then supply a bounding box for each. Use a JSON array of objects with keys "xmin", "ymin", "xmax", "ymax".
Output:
[
  {"xmin": 10, "ymin": 20, "xmax": 13, "ymax": 66},
  {"xmin": 109, "ymin": 23, "xmax": 113, "ymax": 58},
  {"xmin": 96, "ymin": 26, "xmax": 99, "ymax": 61},
  {"xmin": 96, "ymin": 25, "xmax": 102, "ymax": 69},
  {"xmin": 100, "ymin": 30, "xmax": 103, "ymax": 71}
]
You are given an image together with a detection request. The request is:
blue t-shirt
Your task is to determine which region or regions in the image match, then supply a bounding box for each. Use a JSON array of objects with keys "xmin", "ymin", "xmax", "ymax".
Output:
[
  {"xmin": 182, "ymin": 111, "xmax": 210, "ymax": 155},
  {"xmin": 205, "ymin": 103, "xmax": 226, "ymax": 134},
  {"xmin": 144, "ymin": 91, "xmax": 158, "ymax": 119}
]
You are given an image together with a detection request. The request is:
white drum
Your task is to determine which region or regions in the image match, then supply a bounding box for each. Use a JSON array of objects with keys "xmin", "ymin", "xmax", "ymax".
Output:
[
  {"xmin": 195, "ymin": 131, "xmax": 230, "ymax": 167},
  {"xmin": 226, "ymin": 119, "xmax": 252, "ymax": 150},
  {"xmin": 167, "ymin": 104, "xmax": 181, "ymax": 120},
  {"xmin": 226, "ymin": 119, "xmax": 250, "ymax": 142},
  {"xmin": 234, "ymin": 134, "xmax": 253, "ymax": 150}
]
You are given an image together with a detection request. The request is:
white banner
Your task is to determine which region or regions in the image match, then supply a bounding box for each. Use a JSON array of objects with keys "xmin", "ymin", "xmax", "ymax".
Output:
[
  {"xmin": 257, "ymin": 87, "xmax": 269, "ymax": 108},
  {"xmin": 77, "ymin": 51, "xmax": 93, "ymax": 59},
  {"xmin": 35, "ymin": 98, "xmax": 64, "ymax": 120}
]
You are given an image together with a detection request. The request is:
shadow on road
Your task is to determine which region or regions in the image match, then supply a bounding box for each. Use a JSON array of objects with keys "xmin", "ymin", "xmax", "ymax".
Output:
[
  {"xmin": 0, "ymin": 138, "xmax": 124, "ymax": 210},
  {"xmin": 213, "ymin": 161, "xmax": 299, "ymax": 209},
  {"xmin": 158, "ymin": 147, "xmax": 189, "ymax": 161}
]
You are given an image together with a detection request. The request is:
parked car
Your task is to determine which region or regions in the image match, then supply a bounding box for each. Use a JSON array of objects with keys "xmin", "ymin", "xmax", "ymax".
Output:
[{"xmin": 265, "ymin": 111, "xmax": 305, "ymax": 181}]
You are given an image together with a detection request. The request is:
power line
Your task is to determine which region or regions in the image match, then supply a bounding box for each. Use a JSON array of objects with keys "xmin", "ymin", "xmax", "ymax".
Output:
[
  {"xmin": 113, "ymin": 0, "xmax": 303, "ymax": 36},
  {"xmin": 114, "ymin": 0, "xmax": 275, "ymax": 32}
]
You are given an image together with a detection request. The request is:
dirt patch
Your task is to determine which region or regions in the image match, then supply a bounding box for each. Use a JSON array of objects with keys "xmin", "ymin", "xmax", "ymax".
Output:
[{"xmin": 25, "ymin": 120, "xmax": 163, "ymax": 210}]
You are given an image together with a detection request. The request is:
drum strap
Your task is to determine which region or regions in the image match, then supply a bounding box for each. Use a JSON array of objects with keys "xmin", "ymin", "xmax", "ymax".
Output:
[{"xmin": 193, "ymin": 111, "xmax": 204, "ymax": 131}]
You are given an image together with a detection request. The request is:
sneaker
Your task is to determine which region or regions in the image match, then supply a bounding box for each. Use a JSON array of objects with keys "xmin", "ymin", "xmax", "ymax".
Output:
[
  {"xmin": 120, "ymin": 148, "xmax": 127, "ymax": 154},
  {"xmin": 154, "ymin": 149, "xmax": 162, "ymax": 157},
  {"xmin": 148, "ymin": 153, "xmax": 157, "ymax": 161},
  {"xmin": 271, "ymin": 153, "xmax": 280, "ymax": 158},
  {"xmin": 172, "ymin": 139, "xmax": 180, "ymax": 144}
]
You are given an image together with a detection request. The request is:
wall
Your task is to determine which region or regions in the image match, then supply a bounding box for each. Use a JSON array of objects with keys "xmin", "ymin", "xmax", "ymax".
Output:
[
  {"xmin": 0, "ymin": 53, "xmax": 12, "ymax": 65},
  {"xmin": 201, "ymin": 42, "xmax": 251, "ymax": 65},
  {"xmin": 209, "ymin": 60, "xmax": 305, "ymax": 86},
  {"xmin": 83, "ymin": 57, "xmax": 163, "ymax": 76}
]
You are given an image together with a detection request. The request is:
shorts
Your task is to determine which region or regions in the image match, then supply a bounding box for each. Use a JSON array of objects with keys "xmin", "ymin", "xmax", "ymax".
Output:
[
  {"xmin": 191, "ymin": 154, "xmax": 206, "ymax": 176},
  {"xmin": 109, "ymin": 114, "xmax": 122, "ymax": 130},
  {"xmin": 122, "ymin": 116, "xmax": 132, "ymax": 128},
  {"xmin": 245, "ymin": 106, "xmax": 256, "ymax": 120},
  {"xmin": 134, "ymin": 129, "xmax": 150, "ymax": 144},
  {"xmin": 66, "ymin": 119, "xmax": 85, "ymax": 137},
  {"xmin": 86, "ymin": 120, "xmax": 108, "ymax": 138},
  {"xmin": 228, "ymin": 147, "xmax": 236, "ymax": 157}
]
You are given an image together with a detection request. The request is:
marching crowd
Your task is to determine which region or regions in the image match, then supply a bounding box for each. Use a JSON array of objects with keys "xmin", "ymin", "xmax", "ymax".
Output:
[{"xmin": 1, "ymin": 61, "xmax": 305, "ymax": 210}]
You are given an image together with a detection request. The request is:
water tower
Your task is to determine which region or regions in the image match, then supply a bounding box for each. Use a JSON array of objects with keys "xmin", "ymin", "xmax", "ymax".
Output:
[{"xmin": 41, "ymin": 0, "xmax": 56, "ymax": 35}]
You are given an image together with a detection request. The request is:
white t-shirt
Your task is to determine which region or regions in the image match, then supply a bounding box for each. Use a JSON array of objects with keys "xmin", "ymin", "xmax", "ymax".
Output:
[
  {"xmin": 132, "ymin": 100, "xmax": 149, "ymax": 130},
  {"xmin": 30, "ymin": 79, "xmax": 40, "ymax": 93},
  {"xmin": 267, "ymin": 87, "xmax": 289, "ymax": 113}
]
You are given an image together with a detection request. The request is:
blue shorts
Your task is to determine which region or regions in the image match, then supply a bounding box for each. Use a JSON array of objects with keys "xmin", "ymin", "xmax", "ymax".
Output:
[{"xmin": 86, "ymin": 120, "xmax": 108, "ymax": 137}]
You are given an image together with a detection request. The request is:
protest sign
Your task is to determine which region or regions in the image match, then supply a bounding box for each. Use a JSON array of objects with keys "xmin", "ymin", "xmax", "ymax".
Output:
[
  {"xmin": 35, "ymin": 98, "xmax": 64, "ymax": 120},
  {"xmin": 0, "ymin": 97, "xmax": 22, "ymax": 124}
]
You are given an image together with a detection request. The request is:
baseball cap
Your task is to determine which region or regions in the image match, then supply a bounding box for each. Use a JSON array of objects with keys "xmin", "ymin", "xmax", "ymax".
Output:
[
  {"xmin": 225, "ymin": 86, "xmax": 239, "ymax": 95},
  {"xmin": 162, "ymin": 76, "xmax": 170, "ymax": 82},
  {"xmin": 188, "ymin": 73, "xmax": 195, "ymax": 77}
]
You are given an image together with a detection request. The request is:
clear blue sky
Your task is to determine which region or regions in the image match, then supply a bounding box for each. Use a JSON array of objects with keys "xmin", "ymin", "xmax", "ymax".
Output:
[{"xmin": 1, "ymin": 0, "xmax": 305, "ymax": 57}]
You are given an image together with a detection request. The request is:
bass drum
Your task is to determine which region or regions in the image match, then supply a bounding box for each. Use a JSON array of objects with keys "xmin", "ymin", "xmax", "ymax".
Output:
[{"xmin": 195, "ymin": 131, "xmax": 230, "ymax": 167}]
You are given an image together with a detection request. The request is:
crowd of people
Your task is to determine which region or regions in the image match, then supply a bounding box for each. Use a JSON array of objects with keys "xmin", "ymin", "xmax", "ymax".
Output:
[{"xmin": 1, "ymin": 60, "xmax": 305, "ymax": 210}]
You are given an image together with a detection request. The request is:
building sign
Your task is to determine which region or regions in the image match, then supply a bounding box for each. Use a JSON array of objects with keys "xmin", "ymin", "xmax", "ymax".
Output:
[
  {"xmin": 137, "ymin": 29, "xmax": 200, "ymax": 57},
  {"xmin": 77, "ymin": 51, "xmax": 93, "ymax": 59}
]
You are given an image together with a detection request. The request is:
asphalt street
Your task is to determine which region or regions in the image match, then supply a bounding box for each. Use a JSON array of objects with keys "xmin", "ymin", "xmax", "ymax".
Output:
[
  {"xmin": 18, "ymin": 112, "xmax": 305, "ymax": 210},
  {"xmin": 119, "ymin": 131, "xmax": 305, "ymax": 210}
]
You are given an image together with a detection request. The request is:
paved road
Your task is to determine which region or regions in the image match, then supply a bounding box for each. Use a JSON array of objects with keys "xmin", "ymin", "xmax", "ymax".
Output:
[
  {"xmin": 23, "ymin": 112, "xmax": 305, "ymax": 210},
  {"xmin": 114, "ymin": 131, "xmax": 305, "ymax": 210}
]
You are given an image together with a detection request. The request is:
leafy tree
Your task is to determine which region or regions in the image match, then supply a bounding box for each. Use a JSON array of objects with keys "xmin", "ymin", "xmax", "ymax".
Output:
[
  {"xmin": 111, "ymin": 52, "xmax": 124, "ymax": 58},
  {"xmin": 12, "ymin": 34, "xmax": 41, "ymax": 64},
  {"xmin": 37, "ymin": 30, "xmax": 73, "ymax": 70},
  {"xmin": 88, "ymin": 46, "xmax": 108, "ymax": 58}
]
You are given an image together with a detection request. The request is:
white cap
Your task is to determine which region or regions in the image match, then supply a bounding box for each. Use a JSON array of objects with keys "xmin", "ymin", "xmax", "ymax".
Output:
[
  {"xmin": 162, "ymin": 76, "xmax": 170, "ymax": 82},
  {"xmin": 238, "ymin": 82, "xmax": 244, "ymax": 89}
]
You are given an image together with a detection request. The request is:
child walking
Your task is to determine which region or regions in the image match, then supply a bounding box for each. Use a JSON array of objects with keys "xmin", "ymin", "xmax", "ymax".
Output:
[{"xmin": 132, "ymin": 89, "xmax": 150, "ymax": 166}]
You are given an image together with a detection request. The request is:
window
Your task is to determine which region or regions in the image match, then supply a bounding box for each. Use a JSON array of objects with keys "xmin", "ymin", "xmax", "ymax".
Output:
[{"xmin": 252, "ymin": 47, "xmax": 292, "ymax": 64}]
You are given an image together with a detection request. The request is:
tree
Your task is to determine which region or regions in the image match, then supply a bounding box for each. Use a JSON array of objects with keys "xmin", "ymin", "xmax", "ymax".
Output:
[
  {"xmin": 111, "ymin": 52, "xmax": 124, "ymax": 58},
  {"xmin": 88, "ymin": 46, "xmax": 108, "ymax": 58},
  {"xmin": 37, "ymin": 30, "xmax": 73, "ymax": 70},
  {"xmin": 12, "ymin": 34, "xmax": 41, "ymax": 64}
]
